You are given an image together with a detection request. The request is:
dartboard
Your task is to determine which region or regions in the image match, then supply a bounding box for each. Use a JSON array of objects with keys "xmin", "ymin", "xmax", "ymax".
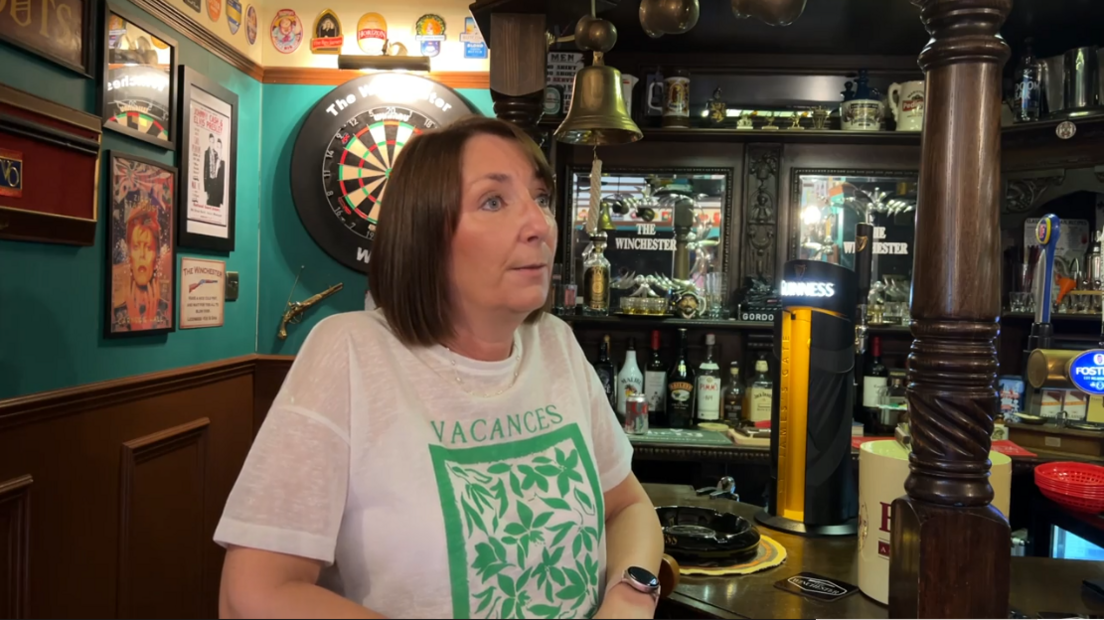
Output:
[
  {"xmin": 290, "ymin": 73, "xmax": 478, "ymax": 273},
  {"xmin": 108, "ymin": 108, "xmax": 169, "ymax": 140}
]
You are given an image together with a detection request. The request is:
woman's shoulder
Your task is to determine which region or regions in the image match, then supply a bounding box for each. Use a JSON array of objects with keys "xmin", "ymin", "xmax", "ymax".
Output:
[{"xmin": 299, "ymin": 310, "xmax": 396, "ymax": 357}]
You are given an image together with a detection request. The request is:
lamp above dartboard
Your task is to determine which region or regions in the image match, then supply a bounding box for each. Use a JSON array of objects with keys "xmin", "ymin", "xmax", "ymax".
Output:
[{"xmin": 289, "ymin": 72, "xmax": 479, "ymax": 272}]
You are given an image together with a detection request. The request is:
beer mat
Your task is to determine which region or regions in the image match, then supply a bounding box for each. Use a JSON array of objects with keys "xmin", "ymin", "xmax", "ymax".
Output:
[
  {"xmin": 773, "ymin": 572, "xmax": 859, "ymax": 602},
  {"xmin": 630, "ymin": 428, "xmax": 733, "ymax": 446},
  {"xmin": 679, "ymin": 535, "xmax": 786, "ymax": 576},
  {"xmin": 849, "ymin": 437, "xmax": 1037, "ymax": 457}
]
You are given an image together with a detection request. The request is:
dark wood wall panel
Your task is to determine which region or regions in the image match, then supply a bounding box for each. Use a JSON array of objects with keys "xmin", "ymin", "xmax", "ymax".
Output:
[
  {"xmin": 0, "ymin": 358, "xmax": 260, "ymax": 619},
  {"xmin": 118, "ymin": 419, "xmax": 210, "ymax": 620},
  {"xmin": 0, "ymin": 475, "xmax": 31, "ymax": 619}
]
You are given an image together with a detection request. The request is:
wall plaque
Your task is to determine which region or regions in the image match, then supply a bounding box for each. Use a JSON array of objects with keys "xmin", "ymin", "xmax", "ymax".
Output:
[
  {"xmin": 0, "ymin": 0, "xmax": 92, "ymax": 75},
  {"xmin": 0, "ymin": 148, "xmax": 22, "ymax": 198}
]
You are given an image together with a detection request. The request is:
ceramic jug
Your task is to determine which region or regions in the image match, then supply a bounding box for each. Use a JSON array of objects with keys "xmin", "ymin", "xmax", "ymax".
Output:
[{"xmin": 888, "ymin": 80, "xmax": 925, "ymax": 131}]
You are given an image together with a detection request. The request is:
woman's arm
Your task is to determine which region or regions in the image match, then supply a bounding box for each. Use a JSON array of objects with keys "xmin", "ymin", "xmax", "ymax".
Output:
[
  {"xmin": 220, "ymin": 546, "xmax": 385, "ymax": 619},
  {"xmin": 594, "ymin": 473, "xmax": 664, "ymax": 620}
]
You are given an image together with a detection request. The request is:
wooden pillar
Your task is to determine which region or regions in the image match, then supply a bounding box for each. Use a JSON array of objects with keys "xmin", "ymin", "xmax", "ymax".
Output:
[
  {"xmin": 889, "ymin": 1, "xmax": 1013, "ymax": 618},
  {"xmin": 489, "ymin": 13, "xmax": 546, "ymax": 137}
]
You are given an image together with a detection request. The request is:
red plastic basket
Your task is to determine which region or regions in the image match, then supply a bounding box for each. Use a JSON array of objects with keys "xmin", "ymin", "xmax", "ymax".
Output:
[
  {"xmin": 1035, "ymin": 462, "xmax": 1104, "ymax": 513},
  {"xmin": 1035, "ymin": 462, "xmax": 1104, "ymax": 488}
]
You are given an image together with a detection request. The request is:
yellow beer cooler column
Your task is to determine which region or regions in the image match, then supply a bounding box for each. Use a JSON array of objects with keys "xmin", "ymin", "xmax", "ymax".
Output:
[{"xmin": 757, "ymin": 260, "xmax": 860, "ymax": 537}]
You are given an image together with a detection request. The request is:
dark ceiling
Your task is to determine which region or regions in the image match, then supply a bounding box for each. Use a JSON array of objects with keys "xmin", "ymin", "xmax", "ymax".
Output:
[{"xmin": 526, "ymin": 0, "xmax": 1104, "ymax": 60}]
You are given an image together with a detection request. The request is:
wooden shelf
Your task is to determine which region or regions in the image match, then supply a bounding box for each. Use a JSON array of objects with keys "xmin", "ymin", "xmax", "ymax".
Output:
[
  {"xmin": 1002, "ymin": 313, "xmax": 1103, "ymax": 323},
  {"xmin": 561, "ymin": 314, "xmax": 771, "ymax": 330},
  {"xmin": 562, "ymin": 314, "xmax": 913, "ymax": 333},
  {"xmin": 537, "ymin": 121, "xmax": 924, "ymax": 145},
  {"xmin": 638, "ymin": 127, "xmax": 922, "ymax": 145}
]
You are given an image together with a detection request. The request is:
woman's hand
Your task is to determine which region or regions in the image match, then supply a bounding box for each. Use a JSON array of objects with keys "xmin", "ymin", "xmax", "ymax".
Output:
[{"xmin": 592, "ymin": 583, "xmax": 656, "ymax": 620}]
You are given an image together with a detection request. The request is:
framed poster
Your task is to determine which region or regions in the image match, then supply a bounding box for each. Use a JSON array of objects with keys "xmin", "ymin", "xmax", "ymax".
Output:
[
  {"xmin": 106, "ymin": 151, "xmax": 176, "ymax": 337},
  {"xmin": 180, "ymin": 257, "xmax": 225, "ymax": 328},
  {"xmin": 0, "ymin": 0, "xmax": 93, "ymax": 76},
  {"xmin": 178, "ymin": 66, "xmax": 237, "ymax": 251},
  {"xmin": 100, "ymin": 3, "xmax": 178, "ymax": 150}
]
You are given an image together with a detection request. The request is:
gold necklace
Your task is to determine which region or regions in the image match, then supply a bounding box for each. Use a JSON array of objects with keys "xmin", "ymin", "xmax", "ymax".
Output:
[{"xmin": 444, "ymin": 344, "xmax": 522, "ymax": 398}]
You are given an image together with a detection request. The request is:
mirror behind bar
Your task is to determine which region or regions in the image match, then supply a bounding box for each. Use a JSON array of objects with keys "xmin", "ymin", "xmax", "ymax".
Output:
[{"xmin": 565, "ymin": 167, "xmax": 734, "ymax": 305}]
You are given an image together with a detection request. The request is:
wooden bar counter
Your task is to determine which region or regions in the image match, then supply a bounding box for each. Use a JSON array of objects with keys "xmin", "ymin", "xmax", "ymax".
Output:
[{"xmin": 646, "ymin": 484, "xmax": 1104, "ymax": 619}]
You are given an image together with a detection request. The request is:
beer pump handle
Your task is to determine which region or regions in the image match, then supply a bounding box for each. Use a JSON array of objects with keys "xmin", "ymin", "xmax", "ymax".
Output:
[
  {"xmin": 855, "ymin": 222, "xmax": 874, "ymax": 306},
  {"xmin": 1029, "ymin": 214, "xmax": 1060, "ymax": 353},
  {"xmin": 672, "ymin": 198, "xmax": 694, "ymax": 280},
  {"xmin": 854, "ymin": 222, "xmax": 874, "ymax": 355}
]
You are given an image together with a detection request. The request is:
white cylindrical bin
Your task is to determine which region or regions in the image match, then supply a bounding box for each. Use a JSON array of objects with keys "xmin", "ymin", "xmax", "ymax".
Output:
[{"xmin": 857, "ymin": 440, "xmax": 1011, "ymax": 604}]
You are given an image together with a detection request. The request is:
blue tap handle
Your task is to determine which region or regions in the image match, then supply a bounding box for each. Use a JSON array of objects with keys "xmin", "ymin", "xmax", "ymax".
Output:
[{"xmin": 1036, "ymin": 214, "xmax": 1060, "ymax": 324}]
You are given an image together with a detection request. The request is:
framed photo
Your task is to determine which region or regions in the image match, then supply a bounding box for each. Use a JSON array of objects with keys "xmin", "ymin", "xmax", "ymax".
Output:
[
  {"xmin": 100, "ymin": 3, "xmax": 178, "ymax": 150},
  {"xmin": 0, "ymin": 0, "xmax": 94, "ymax": 76},
  {"xmin": 106, "ymin": 151, "xmax": 176, "ymax": 337},
  {"xmin": 179, "ymin": 257, "xmax": 225, "ymax": 329},
  {"xmin": 178, "ymin": 66, "xmax": 238, "ymax": 251}
]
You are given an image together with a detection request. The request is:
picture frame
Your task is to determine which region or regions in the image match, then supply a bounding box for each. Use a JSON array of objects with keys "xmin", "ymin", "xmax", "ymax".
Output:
[
  {"xmin": 0, "ymin": 0, "xmax": 94, "ymax": 76},
  {"xmin": 177, "ymin": 66, "xmax": 238, "ymax": 251},
  {"xmin": 105, "ymin": 151, "xmax": 177, "ymax": 338},
  {"xmin": 100, "ymin": 3, "xmax": 179, "ymax": 150},
  {"xmin": 179, "ymin": 256, "xmax": 226, "ymax": 329}
]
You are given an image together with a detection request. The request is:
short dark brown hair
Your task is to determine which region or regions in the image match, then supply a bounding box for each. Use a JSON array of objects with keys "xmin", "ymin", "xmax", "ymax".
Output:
[{"xmin": 367, "ymin": 115, "xmax": 555, "ymax": 347}]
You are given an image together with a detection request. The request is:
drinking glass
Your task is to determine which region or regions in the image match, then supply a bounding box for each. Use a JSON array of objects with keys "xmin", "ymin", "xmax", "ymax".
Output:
[{"xmin": 705, "ymin": 272, "xmax": 727, "ymax": 318}]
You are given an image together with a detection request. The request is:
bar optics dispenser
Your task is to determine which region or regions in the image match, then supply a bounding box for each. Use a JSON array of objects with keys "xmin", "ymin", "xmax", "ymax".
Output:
[{"xmin": 756, "ymin": 259, "xmax": 860, "ymax": 536}]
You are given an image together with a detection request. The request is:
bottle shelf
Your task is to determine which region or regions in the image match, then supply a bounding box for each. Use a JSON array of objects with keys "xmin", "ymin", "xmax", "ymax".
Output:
[
  {"xmin": 1002, "ymin": 312, "xmax": 1103, "ymax": 322},
  {"xmin": 561, "ymin": 314, "xmax": 912, "ymax": 333}
]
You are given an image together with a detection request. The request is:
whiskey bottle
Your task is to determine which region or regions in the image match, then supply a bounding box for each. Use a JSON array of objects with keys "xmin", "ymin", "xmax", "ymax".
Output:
[
  {"xmin": 666, "ymin": 328, "xmax": 695, "ymax": 428},
  {"xmin": 593, "ymin": 334, "xmax": 616, "ymax": 408},
  {"xmin": 582, "ymin": 232, "xmax": 611, "ymax": 316},
  {"xmin": 744, "ymin": 359, "xmax": 773, "ymax": 423},
  {"xmin": 643, "ymin": 330, "xmax": 667, "ymax": 425},
  {"xmin": 616, "ymin": 338, "xmax": 644, "ymax": 415},
  {"xmin": 695, "ymin": 333, "xmax": 722, "ymax": 423},
  {"xmin": 722, "ymin": 361, "xmax": 744, "ymax": 425}
]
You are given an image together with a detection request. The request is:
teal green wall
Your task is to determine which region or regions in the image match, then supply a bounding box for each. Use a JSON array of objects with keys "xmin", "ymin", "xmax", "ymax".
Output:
[
  {"xmin": 0, "ymin": 0, "xmax": 261, "ymax": 398},
  {"xmin": 256, "ymin": 86, "xmax": 493, "ymax": 354}
]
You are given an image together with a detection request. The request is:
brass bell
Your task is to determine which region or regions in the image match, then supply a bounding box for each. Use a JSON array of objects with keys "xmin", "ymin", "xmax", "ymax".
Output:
[{"xmin": 554, "ymin": 64, "xmax": 642, "ymax": 146}]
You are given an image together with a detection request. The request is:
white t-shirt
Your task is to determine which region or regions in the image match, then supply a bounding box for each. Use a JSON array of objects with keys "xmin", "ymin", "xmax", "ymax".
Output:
[{"xmin": 214, "ymin": 310, "xmax": 633, "ymax": 619}]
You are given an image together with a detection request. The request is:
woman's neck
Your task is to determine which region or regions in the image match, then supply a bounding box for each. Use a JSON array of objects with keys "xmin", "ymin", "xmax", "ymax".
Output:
[{"xmin": 445, "ymin": 313, "xmax": 521, "ymax": 362}]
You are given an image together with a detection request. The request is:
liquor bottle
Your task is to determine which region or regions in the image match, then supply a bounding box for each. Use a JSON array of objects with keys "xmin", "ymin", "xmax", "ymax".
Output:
[
  {"xmin": 643, "ymin": 330, "xmax": 667, "ymax": 425},
  {"xmin": 616, "ymin": 338, "xmax": 644, "ymax": 416},
  {"xmin": 666, "ymin": 328, "xmax": 695, "ymax": 428},
  {"xmin": 593, "ymin": 335, "xmax": 616, "ymax": 408},
  {"xmin": 722, "ymin": 361, "xmax": 744, "ymax": 426},
  {"xmin": 744, "ymin": 359, "xmax": 773, "ymax": 423},
  {"xmin": 695, "ymin": 333, "xmax": 722, "ymax": 423},
  {"xmin": 582, "ymin": 232, "xmax": 611, "ymax": 316},
  {"xmin": 1015, "ymin": 38, "xmax": 1040, "ymax": 123},
  {"xmin": 862, "ymin": 336, "xmax": 890, "ymax": 431}
]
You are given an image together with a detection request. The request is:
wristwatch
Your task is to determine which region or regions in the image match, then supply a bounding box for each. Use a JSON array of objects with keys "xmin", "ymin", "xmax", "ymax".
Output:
[{"xmin": 605, "ymin": 566, "xmax": 661, "ymax": 606}]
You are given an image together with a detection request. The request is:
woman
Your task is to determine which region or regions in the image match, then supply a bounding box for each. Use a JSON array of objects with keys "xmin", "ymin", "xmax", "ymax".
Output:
[{"xmin": 215, "ymin": 116, "xmax": 664, "ymax": 619}]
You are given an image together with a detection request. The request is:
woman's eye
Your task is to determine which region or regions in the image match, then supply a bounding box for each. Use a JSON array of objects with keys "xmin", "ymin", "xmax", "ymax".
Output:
[
  {"xmin": 481, "ymin": 196, "xmax": 504, "ymax": 211},
  {"xmin": 535, "ymin": 194, "xmax": 552, "ymax": 210}
]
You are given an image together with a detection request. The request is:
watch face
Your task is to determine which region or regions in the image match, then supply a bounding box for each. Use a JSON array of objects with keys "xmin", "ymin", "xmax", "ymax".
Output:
[{"xmin": 627, "ymin": 566, "xmax": 659, "ymax": 589}]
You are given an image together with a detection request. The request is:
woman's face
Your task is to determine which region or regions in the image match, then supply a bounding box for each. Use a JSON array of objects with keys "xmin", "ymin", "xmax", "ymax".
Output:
[{"xmin": 450, "ymin": 134, "xmax": 556, "ymax": 321}]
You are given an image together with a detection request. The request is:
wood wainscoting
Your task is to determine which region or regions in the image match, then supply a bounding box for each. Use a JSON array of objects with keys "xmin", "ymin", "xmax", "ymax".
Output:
[{"xmin": 0, "ymin": 355, "xmax": 292, "ymax": 619}]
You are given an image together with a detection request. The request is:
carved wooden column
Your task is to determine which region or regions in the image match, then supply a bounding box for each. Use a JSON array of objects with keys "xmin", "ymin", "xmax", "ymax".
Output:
[
  {"xmin": 889, "ymin": 1, "xmax": 1012, "ymax": 618},
  {"xmin": 489, "ymin": 13, "xmax": 546, "ymax": 138}
]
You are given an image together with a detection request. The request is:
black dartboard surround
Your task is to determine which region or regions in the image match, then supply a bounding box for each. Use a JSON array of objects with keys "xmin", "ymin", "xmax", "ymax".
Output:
[{"xmin": 290, "ymin": 73, "xmax": 479, "ymax": 273}]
